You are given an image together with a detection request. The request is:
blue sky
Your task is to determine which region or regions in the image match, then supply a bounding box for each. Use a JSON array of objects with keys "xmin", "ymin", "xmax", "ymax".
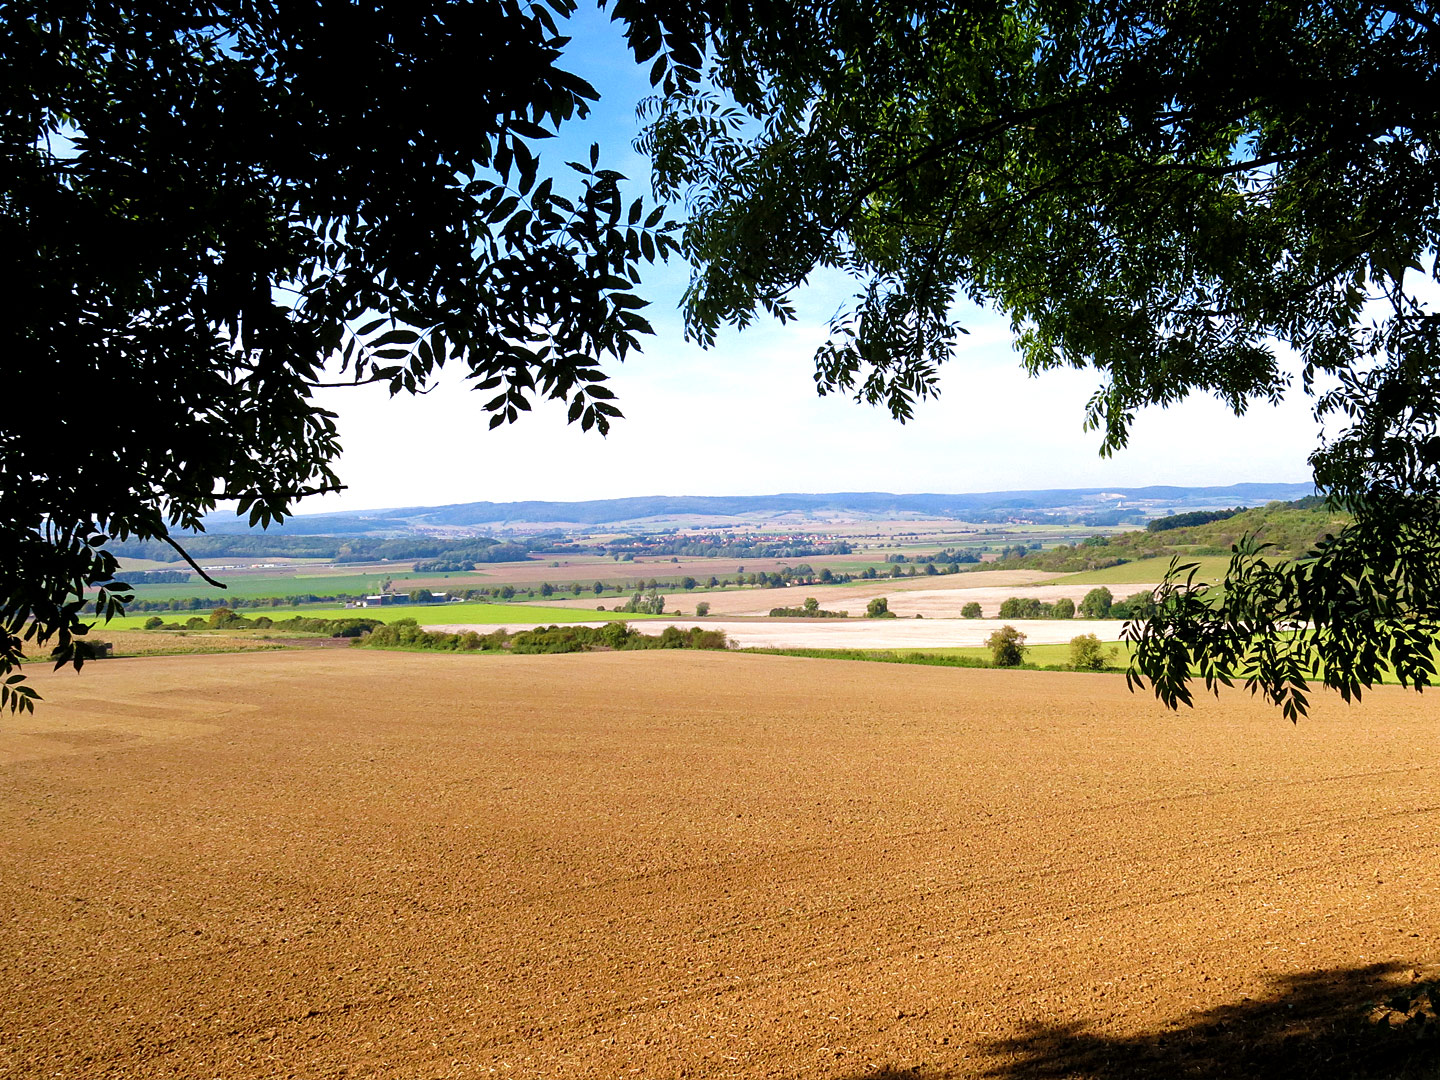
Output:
[{"xmin": 301, "ymin": 6, "xmax": 1324, "ymax": 514}]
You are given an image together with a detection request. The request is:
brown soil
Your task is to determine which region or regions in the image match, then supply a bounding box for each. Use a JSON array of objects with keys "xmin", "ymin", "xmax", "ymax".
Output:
[{"xmin": 2, "ymin": 651, "xmax": 1436, "ymax": 1079}]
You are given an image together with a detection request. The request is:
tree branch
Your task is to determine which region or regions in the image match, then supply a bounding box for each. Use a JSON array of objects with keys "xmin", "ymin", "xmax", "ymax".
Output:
[
  {"xmin": 307, "ymin": 372, "xmax": 396, "ymax": 389},
  {"xmin": 162, "ymin": 536, "xmax": 228, "ymax": 589}
]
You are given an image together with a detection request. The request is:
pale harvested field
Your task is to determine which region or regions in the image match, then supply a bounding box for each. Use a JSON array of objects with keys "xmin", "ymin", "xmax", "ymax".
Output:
[
  {"xmin": 424, "ymin": 618, "xmax": 1130, "ymax": 649},
  {"xmin": 531, "ymin": 569, "xmax": 1069, "ymax": 618},
  {"xmin": 2, "ymin": 651, "xmax": 1437, "ymax": 1080}
]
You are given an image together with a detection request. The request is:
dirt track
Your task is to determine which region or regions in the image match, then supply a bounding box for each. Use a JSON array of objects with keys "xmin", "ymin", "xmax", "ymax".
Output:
[{"xmin": 2, "ymin": 651, "xmax": 1437, "ymax": 1079}]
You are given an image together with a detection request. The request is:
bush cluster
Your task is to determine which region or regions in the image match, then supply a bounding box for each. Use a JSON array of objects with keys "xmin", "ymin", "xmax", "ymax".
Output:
[
  {"xmin": 142, "ymin": 607, "xmax": 383, "ymax": 637},
  {"xmin": 354, "ymin": 620, "xmax": 730, "ymax": 654},
  {"xmin": 770, "ymin": 597, "xmax": 848, "ymax": 618},
  {"xmin": 997, "ymin": 596, "xmax": 1076, "ymax": 619}
]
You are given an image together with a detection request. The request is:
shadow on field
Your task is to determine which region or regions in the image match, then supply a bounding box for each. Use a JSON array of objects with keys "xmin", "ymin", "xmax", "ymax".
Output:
[
  {"xmin": 980, "ymin": 964, "xmax": 1438, "ymax": 1080},
  {"xmin": 844, "ymin": 964, "xmax": 1438, "ymax": 1080}
]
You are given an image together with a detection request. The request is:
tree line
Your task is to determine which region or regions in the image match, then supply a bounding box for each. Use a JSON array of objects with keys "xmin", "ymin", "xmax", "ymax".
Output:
[
  {"xmin": 356, "ymin": 620, "xmax": 730, "ymax": 654},
  {"xmin": 602, "ymin": 537, "xmax": 854, "ymax": 559},
  {"xmin": 958, "ymin": 588, "xmax": 1156, "ymax": 621}
]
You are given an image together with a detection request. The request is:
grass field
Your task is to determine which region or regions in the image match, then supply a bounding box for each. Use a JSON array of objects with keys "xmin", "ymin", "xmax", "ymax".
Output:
[
  {"xmin": 3, "ymin": 651, "xmax": 1435, "ymax": 1078},
  {"xmin": 1054, "ymin": 554, "xmax": 1233, "ymax": 585},
  {"xmin": 891, "ymin": 639, "xmax": 1134, "ymax": 667},
  {"xmin": 120, "ymin": 571, "xmax": 401, "ymax": 600},
  {"xmin": 875, "ymin": 640, "xmax": 1438, "ymax": 685},
  {"xmin": 97, "ymin": 601, "xmax": 660, "ymax": 631}
]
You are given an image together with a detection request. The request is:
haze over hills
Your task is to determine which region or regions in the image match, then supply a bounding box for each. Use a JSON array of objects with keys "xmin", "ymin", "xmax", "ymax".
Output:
[{"xmin": 202, "ymin": 482, "xmax": 1317, "ymax": 535}]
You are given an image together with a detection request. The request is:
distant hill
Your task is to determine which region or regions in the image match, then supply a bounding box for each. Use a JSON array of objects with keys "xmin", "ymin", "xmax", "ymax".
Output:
[
  {"xmin": 199, "ymin": 483, "xmax": 1316, "ymax": 535},
  {"xmin": 992, "ymin": 500, "xmax": 1348, "ymax": 575}
]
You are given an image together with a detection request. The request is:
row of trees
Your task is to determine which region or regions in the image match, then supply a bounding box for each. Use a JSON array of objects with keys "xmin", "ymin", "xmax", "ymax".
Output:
[
  {"xmin": 959, "ymin": 588, "xmax": 1159, "ymax": 621},
  {"xmin": 603, "ymin": 537, "xmax": 854, "ymax": 559},
  {"xmin": 997, "ymin": 597, "xmax": 1077, "ymax": 620},
  {"xmin": 356, "ymin": 620, "xmax": 730, "ymax": 654},
  {"xmin": 857, "ymin": 562, "xmax": 967, "ymax": 580},
  {"xmin": 143, "ymin": 608, "xmax": 382, "ymax": 637},
  {"xmin": 884, "ymin": 549, "xmax": 981, "ymax": 565}
]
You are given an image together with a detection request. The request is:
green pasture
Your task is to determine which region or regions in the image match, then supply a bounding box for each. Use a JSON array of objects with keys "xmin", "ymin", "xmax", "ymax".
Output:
[
  {"xmin": 120, "ymin": 572, "xmax": 407, "ymax": 600},
  {"xmin": 97, "ymin": 602, "xmax": 659, "ymax": 631},
  {"xmin": 869, "ymin": 637, "xmax": 1435, "ymax": 685},
  {"xmin": 894, "ymin": 641, "xmax": 1135, "ymax": 667},
  {"xmin": 1053, "ymin": 555, "xmax": 1233, "ymax": 586}
]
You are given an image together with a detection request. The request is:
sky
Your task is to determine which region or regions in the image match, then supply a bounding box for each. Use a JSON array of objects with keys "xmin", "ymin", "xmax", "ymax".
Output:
[{"xmin": 300, "ymin": 7, "xmax": 1325, "ymax": 515}]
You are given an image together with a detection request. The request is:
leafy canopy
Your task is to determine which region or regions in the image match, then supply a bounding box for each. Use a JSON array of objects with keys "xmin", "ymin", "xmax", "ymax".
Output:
[
  {"xmin": 8, "ymin": 0, "xmax": 1440, "ymax": 719},
  {"xmin": 1, "ymin": 0, "xmax": 730, "ymax": 711},
  {"xmin": 641, "ymin": 0, "xmax": 1440, "ymax": 716}
]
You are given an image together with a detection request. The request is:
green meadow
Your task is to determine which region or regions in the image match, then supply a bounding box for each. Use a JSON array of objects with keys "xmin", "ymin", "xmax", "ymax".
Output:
[
  {"xmin": 1053, "ymin": 554, "xmax": 1233, "ymax": 586},
  {"xmin": 890, "ymin": 640, "xmax": 1135, "ymax": 667},
  {"xmin": 120, "ymin": 572, "xmax": 404, "ymax": 600}
]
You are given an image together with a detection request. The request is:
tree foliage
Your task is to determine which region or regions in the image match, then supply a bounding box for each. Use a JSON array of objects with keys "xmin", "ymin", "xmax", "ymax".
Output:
[
  {"xmin": 986, "ymin": 625, "xmax": 1027, "ymax": 668},
  {"xmin": 866, "ymin": 596, "xmax": 896, "ymax": 618},
  {"xmin": 1069, "ymin": 633, "xmax": 1117, "ymax": 672},
  {"xmin": 1078, "ymin": 588, "xmax": 1114, "ymax": 620},
  {"xmin": 642, "ymin": 0, "xmax": 1440, "ymax": 715},
  {"xmin": 11, "ymin": 1, "xmax": 1440, "ymax": 718},
  {"xmin": 1, "ymin": 0, "xmax": 716, "ymax": 711}
]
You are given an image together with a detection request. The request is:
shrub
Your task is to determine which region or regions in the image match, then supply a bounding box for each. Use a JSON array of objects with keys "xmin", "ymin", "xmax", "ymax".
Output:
[
  {"xmin": 1123, "ymin": 590, "xmax": 1157, "ymax": 619},
  {"xmin": 961, "ymin": 601, "xmax": 982, "ymax": 619},
  {"xmin": 1052, "ymin": 597, "xmax": 1075, "ymax": 619},
  {"xmin": 617, "ymin": 589, "xmax": 666, "ymax": 615},
  {"xmin": 1069, "ymin": 633, "xmax": 1118, "ymax": 671},
  {"xmin": 998, "ymin": 596, "xmax": 1045, "ymax": 619},
  {"xmin": 695, "ymin": 601, "xmax": 711, "ymax": 616},
  {"xmin": 208, "ymin": 605, "xmax": 253, "ymax": 629},
  {"xmin": 866, "ymin": 596, "xmax": 896, "ymax": 618},
  {"xmin": 986, "ymin": 624, "xmax": 1027, "ymax": 667},
  {"xmin": 143, "ymin": 616, "xmax": 164, "ymax": 630},
  {"xmin": 1078, "ymin": 587, "xmax": 1113, "ymax": 618},
  {"xmin": 1109, "ymin": 591, "xmax": 1155, "ymax": 621},
  {"xmin": 771, "ymin": 597, "xmax": 847, "ymax": 617}
]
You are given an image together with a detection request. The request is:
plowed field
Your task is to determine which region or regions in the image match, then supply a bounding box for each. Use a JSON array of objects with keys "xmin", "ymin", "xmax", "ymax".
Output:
[{"xmin": 2, "ymin": 651, "xmax": 1437, "ymax": 1079}]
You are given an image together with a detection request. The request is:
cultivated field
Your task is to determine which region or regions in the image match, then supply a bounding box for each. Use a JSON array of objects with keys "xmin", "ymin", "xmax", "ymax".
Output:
[
  {"xmin": 2, "ymin": 652, "xmax": 1436, "ymax": 1079},
  {"xmin": 525, "ymin": 569, "xmax": 1133, "ymax": 620}
]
